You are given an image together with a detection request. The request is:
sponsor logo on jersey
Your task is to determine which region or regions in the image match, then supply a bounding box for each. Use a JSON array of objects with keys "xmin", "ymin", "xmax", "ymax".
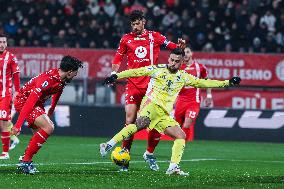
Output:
[
  {"xmin": 135, "ymin": 46, "xmax": 147, "ymax": 59},
  {"xmin": 42, "ymin": 81, "xmax": 49, "ymax": 88},
  {"xmin": 134, "ymin": 37, "xmax": 146, "ymax": 40}
]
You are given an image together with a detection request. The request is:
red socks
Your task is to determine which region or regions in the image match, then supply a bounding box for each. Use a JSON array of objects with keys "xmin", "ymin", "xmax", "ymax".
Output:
[
  {"xmin": 122, "ymin": 135, "xmax": 134, "ymax": 151},
  {"xmin": 147, "ymin": 129, "xmax": 161, "ymax": 153},
  {"xmin": 1, "ymin": 132, "xmax": 10, "ymax": 153},
  {"xmin": 23, "ymin": 129, "xmax": 49, "ymax": 162}
]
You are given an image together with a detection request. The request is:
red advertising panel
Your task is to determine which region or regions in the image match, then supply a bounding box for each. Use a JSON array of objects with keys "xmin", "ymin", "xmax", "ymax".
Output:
[
  {"xmin": 208, "ymin": 89, "xmax": 284, "ymax": 110},
  {"xmin": 9, "ymin": 48, "xmax": 284, "ymax": 86}
]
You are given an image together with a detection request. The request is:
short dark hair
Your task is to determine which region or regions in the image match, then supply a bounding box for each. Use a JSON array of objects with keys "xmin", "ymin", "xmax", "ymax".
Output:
[
  {"xmin": 129, "ymin": 10, "xmax": 145, "ymax": 22},
  {"xmin": 171, "ymin": 48, "xmax": 185, "ymax": 57},
  {"xmin": 60, "ymin": 55, "xmax": 83, "ymax": 72},
  {"xmin": 0, "ymin": 33, "xmax": 7, "ymax": 38}
]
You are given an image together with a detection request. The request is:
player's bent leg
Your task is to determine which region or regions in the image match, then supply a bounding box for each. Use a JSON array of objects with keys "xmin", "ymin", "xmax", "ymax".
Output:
[
  {"xmin": 100, "ymin": 124, "xmax": 138, "ymax": 157},
  {"xmin": 183, "ymin": 117, "xmax": 194, "ymax": 141},
  {"xmin": 122, "ymin": 104, "xmax": 138, "ymax": 151},
  {"xmin": 20, "ymin": 114, "xmax": 53, "ymax": 173},
  {"xmin": 0, "ymin": 120, "xmax": 10, "ymax": 160},
  {"xmin": 164, "ymin": 126, "xmax": 188, "ymax": 176},
  {"xmin": 143, "ymin": 129, "xmax": 161, "ymax": 171},
  {"xmin": 100, "ymin": 116, "xmax": 150, "ymax": 157}
]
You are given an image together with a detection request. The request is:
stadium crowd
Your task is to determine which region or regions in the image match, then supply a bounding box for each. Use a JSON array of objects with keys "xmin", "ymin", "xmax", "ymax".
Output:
[{"xmin": 0, "ymin": 0, "xmax": 283, "ymax": 53}]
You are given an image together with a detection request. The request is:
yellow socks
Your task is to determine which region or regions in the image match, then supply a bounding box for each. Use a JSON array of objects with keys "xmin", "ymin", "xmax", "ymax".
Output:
[
  {"xmin": 112, "ymin": 124, "xmax": 138, "ymax": 143},
  {"xmin": 170, "ymin": 139, "xmax": 185, "ymax": 164}
]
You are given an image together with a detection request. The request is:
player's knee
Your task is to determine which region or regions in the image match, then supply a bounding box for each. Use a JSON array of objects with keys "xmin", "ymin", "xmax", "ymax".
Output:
[
  {"xmin": 176, "ymin": 130, "xmax": 186, "ymax": 139},
  {"xmin": 45, "ymin": 123, "xmax": 54, "ymax": 135},
  {"xmin": 135, "ymin": 116, "xmax": 150, "ymax": 130},
  {"xmin": 125, "ymin": 112, "xmax": 136, "ymax": 124}
]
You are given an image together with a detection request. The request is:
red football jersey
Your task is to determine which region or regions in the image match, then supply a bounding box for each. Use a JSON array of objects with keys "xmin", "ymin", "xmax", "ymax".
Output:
[
  {"xmin": 113, "ymin": 29, "xmax": 177, "ymax": 89},
  {"xmin": 178, "ymin": 61, "xmax": 208, "ymax": 103},
  {"xmin": 17, "ymin": 68, "xmax": 65, "ymax": 105},
  {"xmin": 0, "ymin": 50, "xmax": 20, "ymax": 97}
]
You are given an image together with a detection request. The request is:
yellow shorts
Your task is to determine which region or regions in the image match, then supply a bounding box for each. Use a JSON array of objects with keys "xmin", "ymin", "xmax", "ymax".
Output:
[{"xmin": 138, "ymin": 98, "xmax": 179, "ymax": 133}]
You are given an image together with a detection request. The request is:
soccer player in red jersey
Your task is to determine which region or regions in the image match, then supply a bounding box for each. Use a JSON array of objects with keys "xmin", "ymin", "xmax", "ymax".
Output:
[
  {"xmin": 174, "ymin": 47, "xmax": 213, "ymax": 139},
  {"xmin": 11, "ymin": 56, "xmax": 83, "ymax": 174},
  {"xmin": 112, "ymin": 10, "xmax": 185, "ymax": 171},
  {"xmin": 0, "ymin": 34, "xmax": 20, "ymax": 160}
]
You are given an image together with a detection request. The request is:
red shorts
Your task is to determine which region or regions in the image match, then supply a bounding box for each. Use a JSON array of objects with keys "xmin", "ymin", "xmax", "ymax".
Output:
[
  {"xmin": 14, "ymin": 96, "xmax": 45, "ymax": 128},
  {"xmin": 174, "ymin": 99, "xmax": 200, "ymax": 126},
  {"xmin": 125, "ymin": 83, "xmax": 147, "ymax": 106},
  {"xmin": 0, "ymin": 96, "xmax": 12, "ymax": 121}
]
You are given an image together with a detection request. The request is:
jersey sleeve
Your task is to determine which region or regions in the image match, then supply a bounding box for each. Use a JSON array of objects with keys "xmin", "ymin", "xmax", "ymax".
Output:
[
  {"xmin": 32, "ymin": 77, "xmax": 52, "ymax": 98},
  {"xmin": 154, "ymin": 31, "xmax": 177, "ymax": 50},
  {"xmin": 117, "ymin": 65, "xmax": 157, "ymax": 79},
  {"xmin": 10, "ymin": 54, "xmax": 20, "ymax": 74},
  {"xmin": 183, "ymin": 72, "xmax": 229, "ymax": 88},
  {"xmin": 112, "ymin": 35, "xmax": 127, "ymax": 65}
]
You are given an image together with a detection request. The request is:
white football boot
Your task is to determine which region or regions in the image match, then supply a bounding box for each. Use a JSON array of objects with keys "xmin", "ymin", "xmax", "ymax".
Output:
[{"xmin": 166, "ymin": 163, "xmax": 189, "ymax": 176}]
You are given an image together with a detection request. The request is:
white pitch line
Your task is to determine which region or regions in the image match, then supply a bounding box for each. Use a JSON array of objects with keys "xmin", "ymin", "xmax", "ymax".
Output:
[{"xmin": 0, "ymin": 158, "xmax": 283, "ymax": 167}]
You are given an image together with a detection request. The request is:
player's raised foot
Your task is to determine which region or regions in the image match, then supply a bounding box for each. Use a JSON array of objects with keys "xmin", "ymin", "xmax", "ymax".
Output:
[
  {"xmin": 143, "ymin": 152, "xmax": 159, "ymax": 171},
  {"xmin": 99, "ymin": 143, "xmax": 112, "ymax": 157},
  {"xmin": 9, "ymin": 136, "xmax": 20, "ymax": 150},
  {"xmin": 0, "ymin": 152, "xmax": 9, "ymax": 160},
  {"xmin": 17, "ymin": 161, "xmax": 37, "ymax": 175},
  {"xmin": 166, "ymin": 163, "xmax": 189, "ymax": 176}
]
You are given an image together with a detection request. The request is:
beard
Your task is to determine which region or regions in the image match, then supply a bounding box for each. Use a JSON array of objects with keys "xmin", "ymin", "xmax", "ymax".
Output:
[{"xmin": 167, "ymin": 66, "xmax": 178, "ymax": 73}]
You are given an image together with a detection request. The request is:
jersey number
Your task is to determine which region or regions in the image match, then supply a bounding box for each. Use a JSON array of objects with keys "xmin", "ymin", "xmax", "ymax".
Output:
[{"xmin": 188, "ymin": 111, "xmax": 197, "ymax": 119}]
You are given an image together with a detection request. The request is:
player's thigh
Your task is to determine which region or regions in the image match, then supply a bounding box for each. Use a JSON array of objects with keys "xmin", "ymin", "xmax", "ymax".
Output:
[
  {"xmin": 184, "ymin": 104, "xmax": 200, "ymax": 127},
  {"xmin": 125, "ymin": 87, "xmax": 145, "ymax": 124},
  {"xmin": 33, "ymin": 114, "xmax": 54, "ymax": 134},
  {"xmin": 164, "ymin": 124, "xmax": 186, "ymax": 139},
  {"xmin": 25, "ymin": 106, "xmax": 54, "ymax": 134},
  {"xmin": 125, "ymin": 104, "xmax": 139, "ymax": 124},
  {"xmin": 138, "ymin": 101, "xmax": 160, "ymax": 130},
  {"xmin": 174, "ymin": 101, "xmax": 186, "ymax": 126}
]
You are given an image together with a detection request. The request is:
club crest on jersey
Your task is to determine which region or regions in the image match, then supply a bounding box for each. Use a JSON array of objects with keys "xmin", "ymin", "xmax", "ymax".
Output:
[
  {"xmin": 42, "ymin": 81, "xmax": 49, "ymax": 88},
  {"xmin": 135, "ymin": 46, "xmax": 147, "ymax": 59}
]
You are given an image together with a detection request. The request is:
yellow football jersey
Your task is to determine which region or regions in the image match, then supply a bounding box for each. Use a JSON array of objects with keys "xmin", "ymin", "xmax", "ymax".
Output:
[{"xmin": 117, "ymin": 64, "xmax": 229, "ymax": 113}]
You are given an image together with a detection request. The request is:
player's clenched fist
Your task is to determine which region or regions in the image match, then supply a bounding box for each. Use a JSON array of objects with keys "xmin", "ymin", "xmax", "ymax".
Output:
[
  {"xmin": 229, "ymin": 77, "xmax": 241, "ymax": 86},
  {"xmin": 104, "ymin": 74, "xmax": 118, "ymax": 85}
]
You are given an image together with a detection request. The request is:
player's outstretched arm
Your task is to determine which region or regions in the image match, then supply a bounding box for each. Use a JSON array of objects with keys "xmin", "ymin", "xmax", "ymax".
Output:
[
  {"xmin": 104, "ymin": 66, "xmax": 156, "ymax": 85},
  {"xmin": 48, "ymin": 90, "xmax": 63, "ymax": 117},
  {"xmin": 185, "ymin": 73, "xmax": 241, "ymax": 88},
  {"xmin": 12, "ymin": 92, "xmax": 40, "ymax": 136}
]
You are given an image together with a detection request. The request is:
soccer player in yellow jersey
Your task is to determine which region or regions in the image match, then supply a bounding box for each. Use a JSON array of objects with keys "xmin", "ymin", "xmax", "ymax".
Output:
[{"xmin": 100, "ymin": 48, "xmax": 241, "ymax": 175}]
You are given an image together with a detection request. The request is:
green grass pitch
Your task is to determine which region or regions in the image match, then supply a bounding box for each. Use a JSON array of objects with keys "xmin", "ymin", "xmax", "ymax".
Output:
[{"xmin": 0, "ymin": 135, "xmax": 283, "ymax": 189}]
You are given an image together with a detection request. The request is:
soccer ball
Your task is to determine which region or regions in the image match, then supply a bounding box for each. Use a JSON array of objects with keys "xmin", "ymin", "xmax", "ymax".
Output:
[{"xmin": 110, "ymin": 147, "xmax": 130, "ymax": 166}]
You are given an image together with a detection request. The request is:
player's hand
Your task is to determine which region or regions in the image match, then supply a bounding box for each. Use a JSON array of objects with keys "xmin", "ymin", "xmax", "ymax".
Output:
[
  {"xmin": 11, "ymin": 127, "xmax": 21, "ymax": 136},
  {"xmin": 177, "ymin": 38, "xmax": 186, "ymax": 49},
  {"xmin": 229, "ymin": 77, "xmax": 241, "ymax": 86},
  {"xmin": 104, "ymin": 74, "xmax": 118, "ymax": 85},
  {"xmin": 204, "ymin": 96, "xmax": 213, "ymax": 107}
]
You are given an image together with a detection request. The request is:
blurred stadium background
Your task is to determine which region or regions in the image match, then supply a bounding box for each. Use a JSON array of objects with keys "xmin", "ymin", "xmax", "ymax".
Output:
[{"xmin": 0, "ymin": 0, "xmax": 284, "ymax": 188}]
